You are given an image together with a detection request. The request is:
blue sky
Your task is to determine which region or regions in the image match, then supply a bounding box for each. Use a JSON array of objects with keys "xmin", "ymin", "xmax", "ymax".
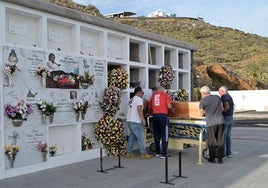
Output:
[{"xmin": 73, "ymin": 0, "xmax": 268, "ymax": 37}]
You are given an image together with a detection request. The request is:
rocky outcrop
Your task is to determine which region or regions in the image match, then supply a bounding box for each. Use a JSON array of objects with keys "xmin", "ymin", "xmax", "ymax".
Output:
[{"xmin": 194, "ymin": 64, "xmax": 267, "ymax": 90}]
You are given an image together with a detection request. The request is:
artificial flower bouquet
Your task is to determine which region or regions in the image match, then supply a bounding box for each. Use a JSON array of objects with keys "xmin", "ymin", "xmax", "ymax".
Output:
[
  {"xmin": 100, "ymin": 86, "xmax": 121, "ymax": 116},
  {"xmin": 159, "ymin": 65, "xmax": 175, "ymax": 89},
  {"xmin": 3, "ymin": 63, "xmax": 18, "ymax": 76},
  {"xmin": 108, "ymin": 68, "xmax": 128, "ymax": 90},
  {"xmin": 4, "ymin": 144, "xmax": 19, "ymax": 160},
  {"xmin": 73, "ymin": 100, "xmax": 89, "ymax": 113},
  {"xmin": 37, "ymin": 141, "xmax": 48, "ymax": 152},
  {"xmin": 77, "ymin": 71, "xmax": 95, "ymax": 85},
  {"xmin": 37, "ymin": 99, "xmax": 57, "ymax": 115},
  {"xmin": 4, "ymin": 100, "xmax": 33, "ymax": 121},
  {"xmin": 36, "ymin": 66, "xmax": 50, "ymax": 77}
]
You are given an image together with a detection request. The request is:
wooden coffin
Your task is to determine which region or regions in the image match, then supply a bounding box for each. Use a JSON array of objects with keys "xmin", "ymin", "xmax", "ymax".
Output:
[{"xmin": 168, "ymin": 101, "xmax": 202, "ymax": 119}]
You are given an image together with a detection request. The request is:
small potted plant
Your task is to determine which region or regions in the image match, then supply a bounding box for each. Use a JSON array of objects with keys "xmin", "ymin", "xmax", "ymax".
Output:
[
  {"xmin": 81, "ymin": 133, "xmax": 88, "ymax": 151},
  {"xmin": 81, "ymin": 133, "xmax": 94, "ymax": 150},
  {"xmin": 86, "ymin": 137, "xmax": 95, "ymax": 149},
  {"xmin": 49, "ymin": 145, "xmax": 57, "ymax": 156}
]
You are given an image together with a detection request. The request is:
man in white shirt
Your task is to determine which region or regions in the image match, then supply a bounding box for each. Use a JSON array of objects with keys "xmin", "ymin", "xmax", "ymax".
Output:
[{"xmin": 126, "ymin": 87, "xmax": 152, "ymax": 159}]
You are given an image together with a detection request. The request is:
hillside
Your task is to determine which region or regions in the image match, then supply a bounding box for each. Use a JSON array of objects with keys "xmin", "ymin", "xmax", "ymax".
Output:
[
  {"xmin": 43, "ymin": 0, "xmax": 268, "ymax": 90},
  {"xmin": 113, "ymin": 17, "xmax": 268, "ymax": 89}
]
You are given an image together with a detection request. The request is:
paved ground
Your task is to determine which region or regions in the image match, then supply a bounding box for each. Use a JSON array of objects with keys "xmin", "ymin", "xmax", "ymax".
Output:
[
  {"xmin": 1, "ymin": 111, "xmax": 268, "ymax": 188},
  {"xmin": 0, "ymin": 125, "xmax": 268, "ymax": 188}
]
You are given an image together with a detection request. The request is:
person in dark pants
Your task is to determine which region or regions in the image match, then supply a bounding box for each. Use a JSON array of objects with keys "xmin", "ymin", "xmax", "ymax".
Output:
[
  {"xmin": 149, "ymin": 86, "xmax": 173, "ymax": 158},
  {"xmin": 219, "ymin": 86, "xmax": 234, "ymax": 158},
  {"xmin": 199, "ymin": 86, "xmax": 225, "ymax": 164}
]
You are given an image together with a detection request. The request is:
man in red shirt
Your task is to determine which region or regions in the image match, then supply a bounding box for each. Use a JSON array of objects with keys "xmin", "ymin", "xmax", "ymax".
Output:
[{"xmin": 150, "ymin": 86, "xmax": 173, "ymax": 158}]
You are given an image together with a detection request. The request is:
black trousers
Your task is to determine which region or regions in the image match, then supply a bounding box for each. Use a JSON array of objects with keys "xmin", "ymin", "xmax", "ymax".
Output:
[
  {"xmin": 207, "ymin": 124, "xmax": 225, "ymax": 160},
  {"xmin": 152, "ymin": 114, "xmax": 169, "ymax": 156}
]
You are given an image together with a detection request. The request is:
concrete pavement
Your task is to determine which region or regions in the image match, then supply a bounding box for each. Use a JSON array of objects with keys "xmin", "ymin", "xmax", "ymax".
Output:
[{"xmin": 0, "ymin": 126, "xmax": 268, "ymax": 188}]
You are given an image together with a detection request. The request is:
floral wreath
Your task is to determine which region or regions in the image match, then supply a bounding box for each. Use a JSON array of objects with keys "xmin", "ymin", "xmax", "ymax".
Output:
[
  {"xmin": 108, "ymin": 68, "xmax": 128, "ymax": 90},
  {"xmin": 95, "ymin": 115, "xmax": 126, "ymax": 156},
  {"xmin": 159, "ymin": 65, "xmax": 175, "ymax": 89},
  {"xmin": 100, "ymin": 86, "xmax": 121, "ymax": 117},
  {"xmin": 166, "ymin": 89, "xmax": 189, "ymax": 101}
]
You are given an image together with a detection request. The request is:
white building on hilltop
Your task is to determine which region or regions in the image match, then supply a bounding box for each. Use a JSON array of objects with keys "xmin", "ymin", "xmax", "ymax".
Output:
[
  {"xmin": 147, "ymin": 10, "xmax": 176, "ymax": 18},
  {"xmin": 147, "ymin": 10, "xmax": 166, "ymax": 17}
]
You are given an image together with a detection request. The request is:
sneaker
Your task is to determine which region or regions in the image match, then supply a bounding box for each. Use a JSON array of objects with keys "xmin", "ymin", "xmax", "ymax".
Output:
[
  {"xmin": 160, "ymin": 155, "xmax": 171, "ymax": 159},
  {"xmin": 140, "ymin": 154, "xmax": 152, "ymax": 159},
  {"xmin": 227, "ymin": 155, "xmax": 232, "ymax": 158},
  {"xmin": 126, "ymin": 153, "xmax": 135, "ymax": 158},
  {"xmin": 218, "ymin": 159, "xmax": 223, "ymax": 164},
  {"xmin": 155, "ymin": 153, "xmax": 161, "ymax": 157}
]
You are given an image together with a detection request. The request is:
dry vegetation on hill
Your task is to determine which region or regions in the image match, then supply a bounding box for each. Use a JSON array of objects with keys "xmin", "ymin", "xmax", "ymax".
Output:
[{"xmin": 115, "ymin": 17, "xmax": 268, "ymax": 89}]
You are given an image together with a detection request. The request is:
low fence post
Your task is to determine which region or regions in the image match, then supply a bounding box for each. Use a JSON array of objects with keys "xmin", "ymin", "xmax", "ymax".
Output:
[
  {"xmin": 98, "ymin": 147, "xmax": 108, "ymax": 173},
  {"xmin": 114, "ymin": 143, "xmax": 124, "ymax": 168}
]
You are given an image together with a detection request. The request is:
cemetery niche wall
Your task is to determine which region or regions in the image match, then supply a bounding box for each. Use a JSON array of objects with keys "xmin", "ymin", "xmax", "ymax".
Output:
[
  {"xmin": 0, "ymin": 0, "xmax": 196, "ymax": 179},
  {"xmin": 2, "ymin": 45, "xmax": 106, "ymax": 168}
]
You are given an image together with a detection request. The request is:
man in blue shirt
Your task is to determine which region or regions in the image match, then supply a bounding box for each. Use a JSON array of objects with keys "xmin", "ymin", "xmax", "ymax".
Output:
[{"xmin": 219, "ymin": 86, "xmax": 234, "ymax": 158}]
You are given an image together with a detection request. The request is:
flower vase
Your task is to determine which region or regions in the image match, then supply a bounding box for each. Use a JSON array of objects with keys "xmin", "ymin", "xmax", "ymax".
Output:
[
  {"xmin": 80, "ymin": 83, "xmax": 90, "ymax": 89},
  {"xmin": 11, "ymin": 119, "xmax": 23, "ymax": 127},
  {"xmin": 8, "ymin": 75, "xmax": 12, "ymax": 86},
  {"xmin": 42, "ymin": 76, "xmax": 46, "ymax": 87},
  {"xmin": 49, "ymin": 114, "xmax": 54, "ymax": 124},
  {"xmin": 81, "ymin": 112, "xmax": 86, "ymax": 120},
  {"xmin": 76, "ymin": 111, "xmax": 81, "ymax": 121},
  {"xmin": 88, "ymin": 144, "xmax": 93, "ymax": 149},
  {"xmin": 42, "ymin": 152, "xmax": 47, "ymax": 161},
  {"xmin": 9, "ymin": 157, "xmax": 14, "ymax": 168},
  {"xmin": 82, "ymin": 145, "xmax": 87, "ymax": 151},
  {"xmin": 50, "ymin": 152, "xmax": 55, "ymax": 157},
  {"xmin": 42, "ymin": 114, "xmax": 47, "ymax": 124}
]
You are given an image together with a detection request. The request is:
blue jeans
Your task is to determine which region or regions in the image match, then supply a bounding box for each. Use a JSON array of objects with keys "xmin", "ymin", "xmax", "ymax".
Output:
[
  {"xmin": 127, "ymin": 122, "xmax": 146, "ymax": 154},
  {"xmin": 152, "ymin": 114, "xmax": 169, "ymax": 156},
  {"xmin": 224, "ymin": 116, "xmax": 233, "ymax": 156}
]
